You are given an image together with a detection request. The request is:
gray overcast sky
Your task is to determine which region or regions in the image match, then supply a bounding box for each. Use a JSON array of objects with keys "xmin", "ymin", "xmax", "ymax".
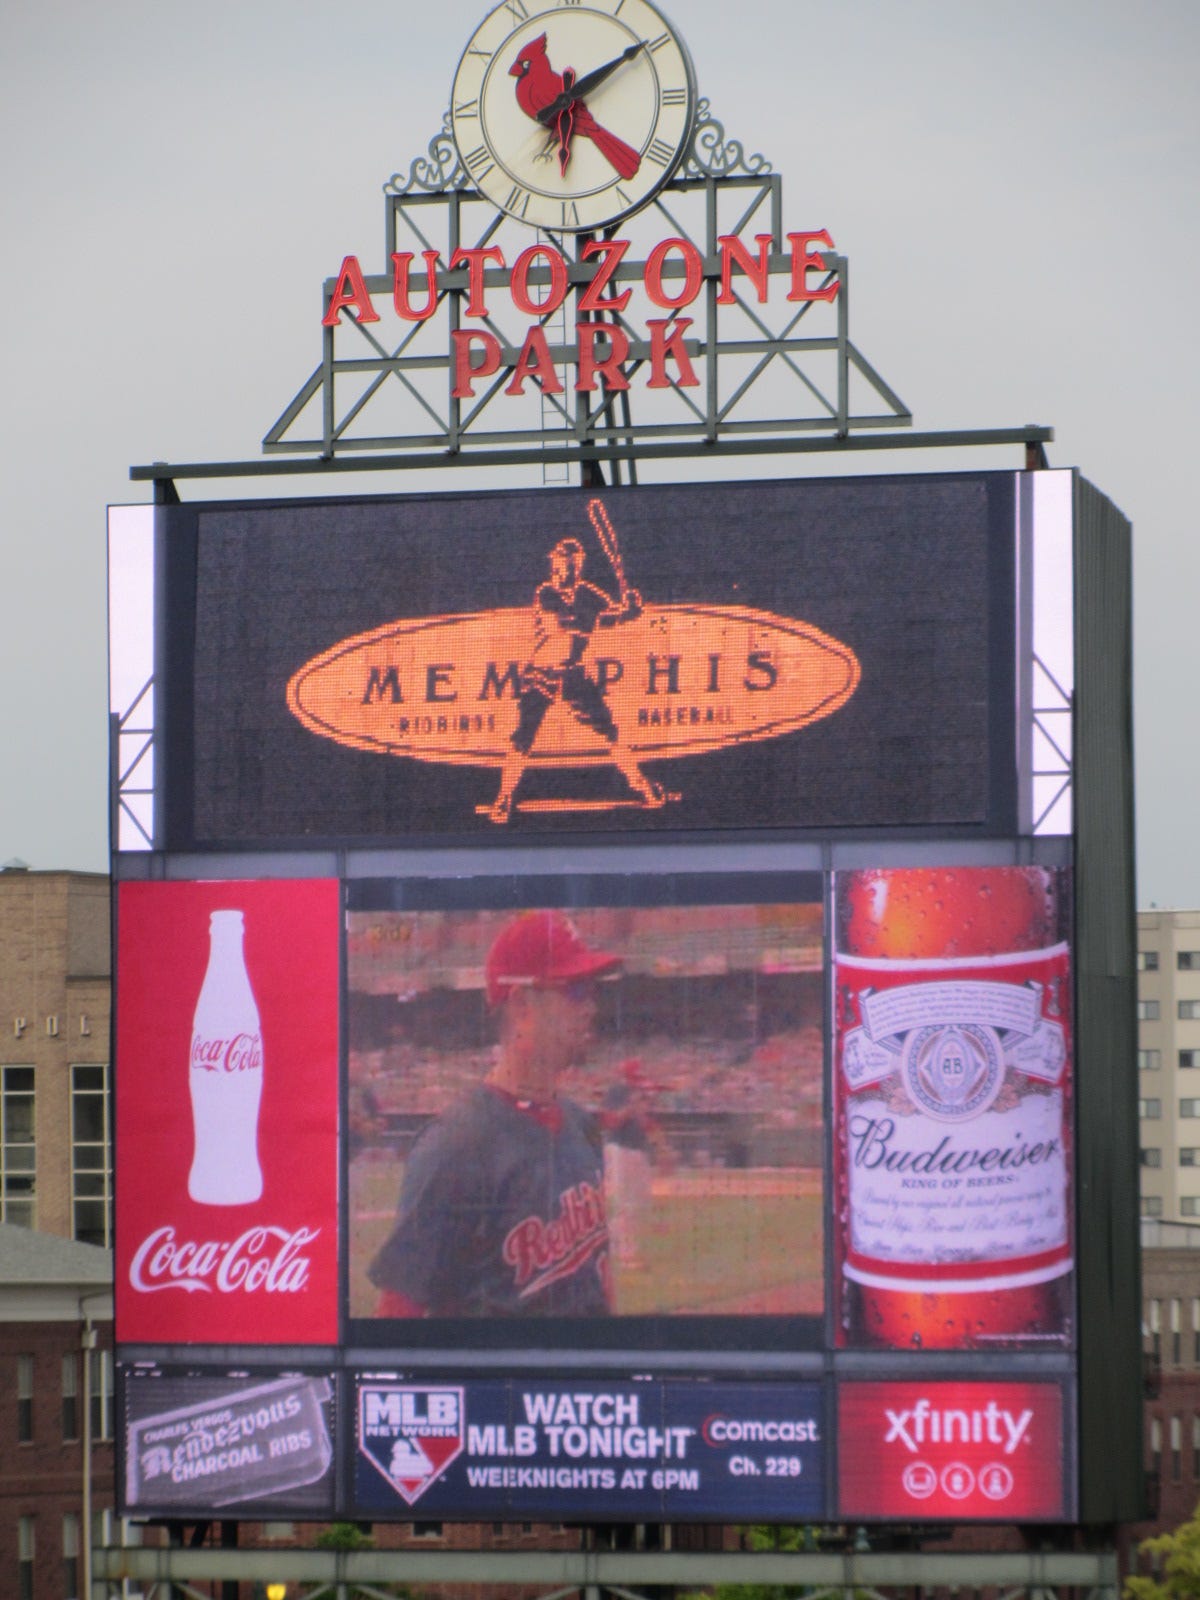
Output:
[{"xmin": 2, "ymin": 0, "xmax": 1196, "ymax": 902}]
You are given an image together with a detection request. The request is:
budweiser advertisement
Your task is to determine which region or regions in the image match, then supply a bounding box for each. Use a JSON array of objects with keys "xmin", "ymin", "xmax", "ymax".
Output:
[
  {"xmin": 833, "ymin": 867, "xmax": 1074, "ymax": 1351},
  {"xmin": 838, "ymin": 1380, "xmax": 1069, "ymax": 1520},
  {"xmin": 115, "ymin": 880, "xmax": 340, "ymax": 1344}
]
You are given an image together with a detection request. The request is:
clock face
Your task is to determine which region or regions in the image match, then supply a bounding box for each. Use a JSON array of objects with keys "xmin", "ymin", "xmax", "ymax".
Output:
[{"xmin": 451, "ymin": 0, "xmax": 696, "ymax": 233}]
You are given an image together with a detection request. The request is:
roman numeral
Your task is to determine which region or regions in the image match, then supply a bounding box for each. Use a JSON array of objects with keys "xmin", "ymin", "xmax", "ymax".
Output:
[
  {"xmin": 561, "ymin": 199, "xmax": 580, "ymax": 227},
  {"xmin": 503, "ymin": 0, "xmax": 529, "ymax": 20},
  {"xmin": 613, "ymin": 185, "xmax": 633, "ymax": 209},
  {"xmin": 661, "ymin": 88, "xmax": 687, "ymax": 105},
  {"xmin": 467, "ymin": 46, "xmax": 492, "ymax": 60},
  {"xmin": 463, "ymin": 145, "xmax": 495, "ymax": 181},
  {"xmin": 648, "ymin": 31, "xmax": 671, "ymax": 51},
  {"xmin": 645, "ymin": 137, "xmax": 675, "ymax": 166},
  {"xmin": 504, "ymin": 184, "xmax": 532, "ymax": 219},
  {"xmin": 453, "ymin": 98, "xmax": 479, "ymax": 119}
]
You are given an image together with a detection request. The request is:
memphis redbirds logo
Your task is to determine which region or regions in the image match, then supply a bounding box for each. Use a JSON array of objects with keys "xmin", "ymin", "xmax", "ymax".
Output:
[{"xmin": 358, "ymin": 1385, "xmax": 465, "ymax": 1505}]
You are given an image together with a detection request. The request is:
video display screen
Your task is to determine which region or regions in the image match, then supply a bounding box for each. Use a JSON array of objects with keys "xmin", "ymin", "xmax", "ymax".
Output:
[
  {"xmin": 111, "ymin": 468, "xmax": 1138, "ymax": 1528},
  {"xmin": 165, "ymin": 474, "xmax": 1015, "ymax": 844},
  {"xmin": 347, "ymin": 879, "xmax": 825, "ymax": 1343}
]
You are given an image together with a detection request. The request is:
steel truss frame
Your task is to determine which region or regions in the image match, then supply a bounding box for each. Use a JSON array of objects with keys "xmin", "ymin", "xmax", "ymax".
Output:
[
  {"xmin": 93, "ymin": 1543, "xmax": 1119, "ymax": 1598},
  {"xmin": 259, "ymin": 100, "xmax": 913, "ymax": 469},
  {"xmin": 131, "ymin": 102, "xmax": 1052, "ymax": 486}
]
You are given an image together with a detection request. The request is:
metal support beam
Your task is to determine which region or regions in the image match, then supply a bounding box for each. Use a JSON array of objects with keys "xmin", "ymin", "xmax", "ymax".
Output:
[
  {"xmin": 93, "ymin": 1542, "xmax": 1120, "ymax": 1597},
  {"xmin": 131, "ymin": 424, "xmax": 1053, "ymax": 486}
]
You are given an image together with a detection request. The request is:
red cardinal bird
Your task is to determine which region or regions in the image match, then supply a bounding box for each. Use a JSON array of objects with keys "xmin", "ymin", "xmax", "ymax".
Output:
[{"xmin": 510, "ymin": 34, "xmax": 641, "ymax": 181}]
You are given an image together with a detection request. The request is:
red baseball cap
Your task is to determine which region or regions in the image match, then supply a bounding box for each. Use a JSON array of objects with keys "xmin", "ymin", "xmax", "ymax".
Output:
[{"xmin": 485, "ymin": 910, "xmax": 620, "ymax": 1006}]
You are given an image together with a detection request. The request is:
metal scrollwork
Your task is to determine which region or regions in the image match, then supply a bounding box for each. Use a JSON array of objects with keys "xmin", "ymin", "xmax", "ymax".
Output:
[
  {"xmin": 684, "ymin": 98, "xmax": 772, "ymax": 178},
  {"xmin": 383, "ymin": 112, "xmax": 468, "ymax": 196}
]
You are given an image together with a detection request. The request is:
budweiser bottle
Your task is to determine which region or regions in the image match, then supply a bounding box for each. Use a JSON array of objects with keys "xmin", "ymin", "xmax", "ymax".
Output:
[
  {"xmin": 834, "ymin": 867, "xmax": 1072, "ymax": 1349},
  {"xmin": 188, "ymin": 909, "xmax": 264, "ymax": 1206}
]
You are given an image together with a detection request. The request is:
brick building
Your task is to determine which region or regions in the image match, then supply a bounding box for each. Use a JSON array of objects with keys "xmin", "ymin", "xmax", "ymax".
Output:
[
  {"xmin": 0, "ymin": 866, "xmax": 111, "ymax": 1245},
  {"xmin": 0, "ymin": 1224, "xmax": 116, "ymax": 1600},
  {"xmin": 1119, "ymin": 1219, "xmax": 1200, "ymax": 1578}
]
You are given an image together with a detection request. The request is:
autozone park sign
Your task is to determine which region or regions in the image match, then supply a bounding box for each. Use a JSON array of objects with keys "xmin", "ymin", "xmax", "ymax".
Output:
[{"xmin": 320, "ymin": 229, "xmax": 839, "ymax": 397}]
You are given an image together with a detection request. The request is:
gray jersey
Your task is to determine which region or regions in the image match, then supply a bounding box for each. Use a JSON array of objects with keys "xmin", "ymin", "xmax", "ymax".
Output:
[{"xmin": 368, "ymin": 1084, "xmax": 609, "ymax": 1317}]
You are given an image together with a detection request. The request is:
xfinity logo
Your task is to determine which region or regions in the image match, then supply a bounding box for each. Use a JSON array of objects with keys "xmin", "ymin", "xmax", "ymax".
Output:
[{"xmin": 884, "ymin": 1398, "xmax": 1033, "ymax": 1455}]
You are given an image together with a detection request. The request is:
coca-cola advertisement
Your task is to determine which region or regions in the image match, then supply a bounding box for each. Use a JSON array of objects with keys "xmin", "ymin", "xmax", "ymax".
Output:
[
  {"xmin": 837, "ymin": 1380, "xmax": 1069, "ymax": 1520},
  {"xmin": 832, "ymin": 867, "xmax": 1075, "ymax": 1351},
  {"xmin": 115, "ymin": 880, "xmax": 340, "ymax": 1345}
]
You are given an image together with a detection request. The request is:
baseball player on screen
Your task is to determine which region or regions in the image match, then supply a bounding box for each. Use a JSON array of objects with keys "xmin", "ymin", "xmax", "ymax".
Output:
[
  {"xmin": 485, "ymin": 515, "xmax": 665, "ymax": 823},
  {"xmin": 368, "ymin": 910, "xmax": 617, "ymax": 1317}
]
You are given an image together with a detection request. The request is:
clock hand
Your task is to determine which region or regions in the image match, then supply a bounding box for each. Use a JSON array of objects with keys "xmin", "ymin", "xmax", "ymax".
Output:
[{"xmin": 535, "ymin": 39, "xmax": 648, "ymax": 126}]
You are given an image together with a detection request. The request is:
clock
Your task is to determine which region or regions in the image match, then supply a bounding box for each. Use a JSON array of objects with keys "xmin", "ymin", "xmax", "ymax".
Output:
[{"xmin": 450, "ymin": 0, "xmax": 696, "ymax": 233}]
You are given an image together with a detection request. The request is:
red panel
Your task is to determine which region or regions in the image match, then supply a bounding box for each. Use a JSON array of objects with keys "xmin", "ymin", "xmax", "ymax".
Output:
[
  {"xmin": 115, "ymin": 880, "xmax": 340, "ymax": 1345},
  {"xmin": 837, "ymin": 1380, "xmax": 1065, "ymax": 1520}
]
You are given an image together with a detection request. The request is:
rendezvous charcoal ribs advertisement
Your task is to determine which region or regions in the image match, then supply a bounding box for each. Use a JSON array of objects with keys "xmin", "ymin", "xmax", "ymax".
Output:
[
  {"xmin": 164, "ymin": 472, "xmax": 1016, "ymax": 846},
  {"xmin": 120, "ymin": 1366, "xmax": 337, "ymax": 1516},
  {"xmin": 346, "ymin": 879, "xmax": 825, "ymax": 1344},
  {"xmin": 114, "ymin": 880, "xmax": 341, "ymax": 1345}
]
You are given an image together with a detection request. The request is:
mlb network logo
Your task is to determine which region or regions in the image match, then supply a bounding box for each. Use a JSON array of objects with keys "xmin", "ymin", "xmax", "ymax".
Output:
[{"xmin": 358, "ymin": 1384, "xmax": 465, "ymax": 1505}]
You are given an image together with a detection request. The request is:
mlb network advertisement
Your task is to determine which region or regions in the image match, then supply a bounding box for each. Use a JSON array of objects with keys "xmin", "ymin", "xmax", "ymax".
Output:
[
  {"xmin": 158, "ymin": 472, "xmax": 1018, "ymax": 846},
  {"xmin": 113, "ymin": 865, "xmax": 1077, "ymax": 1521}
]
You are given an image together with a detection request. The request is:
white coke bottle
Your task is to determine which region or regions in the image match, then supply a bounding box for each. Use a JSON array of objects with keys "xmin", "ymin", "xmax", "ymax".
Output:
[{"xmin": 188, "ymin": 909, "xmax": 264, "ymax": 1205}]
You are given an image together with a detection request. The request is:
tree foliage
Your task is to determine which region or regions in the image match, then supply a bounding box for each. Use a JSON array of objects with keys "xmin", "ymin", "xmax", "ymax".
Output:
[{"xmin": 1125, "ymin": 1501, "xmax": 1200, "ymax": 1600}]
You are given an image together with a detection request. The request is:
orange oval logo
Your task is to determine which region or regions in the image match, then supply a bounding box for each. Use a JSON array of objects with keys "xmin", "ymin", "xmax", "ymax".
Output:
[{"xmin": 287, "ymin": 602, "xmax": 860, "ymax": 769}]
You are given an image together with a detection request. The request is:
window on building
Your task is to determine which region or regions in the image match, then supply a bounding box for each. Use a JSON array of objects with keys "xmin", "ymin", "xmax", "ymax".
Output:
[
  {"xmin": 1143, "ymin": 1148, "xmax": 1163, "ymax": 1167},
  {"xmin": 63, "ymin": 1512, "xmax": 79, "ymax": 1600},
  {"xmin": 70, "ymin": 1064, "xmax": 112, "ymax": 1248},
  {"xmin": 89, "ymin": 1347, "xmax": 113, "ymax": 1442},
  {"xmin": 62, "ymin": 1352, "xmax": 78, "ymax": 1440},
  {"xmin": 1194, "ymin": 1413, "xmax": 1200, "ymax": 1477},
  {"xmin": 1179, "ymin": 952, "xmax": 1200, "ymax": 970},
  {"xmin": 1141, "ymin": 1099, "xmax": 1163, "ymax": 1119},
  {"xmin": 1181, "ymin": 1101, "xmax": 1200, "ymax": 1119},
  {"xmin": 1184, "ymin": 1198, "xmax": 1200, "ymax": 1217},
  {"xmin": 1172, "ymin": 1415, "xmax": 1183, "ymax": 1481},
  {"xmin": 1140, "ymin": 951, "xmax": 1161, "ymax": 972},
  {"xmin": 1, "ymin": 1066, "xmax": 35, "ymax": 1228},
  {"xmin": 1182, "ymin": 1150, "xmax": 1200, "ymax": 1166},
  {"xmin": 1152, "ymin": 1416, "xmax": 1163, "ymax": 1479},
  {"xmin": 412, "ymin": 1522, "xmax": 444, "ymax": 1539},
  {"xmin": 17, "ymin": 1353, "xmax": 34, "ymax": 1442},
  {"xmin": 1140, "ymin": 1001, "xmax": 1162, "ymax": 1021},
  {"xmin": 1194, "ymin": 1300, "xmax": 1200, "ymax": 1364},
  {"xmin": 1181, "ymin": 1003, "xmax": 1200, "ymax": 1021},
  {"xmin": 1141, "ymin": 1050, "xmax": 1162, "ymax": 1071},
  {"xmin": 1173, "ymin": 1300, "xmax": 1183, "ymax": 1365},
  {"xmin": 1144, "ymin": 1196, "xmax": 1165, "ymax": 1218},
  {"xmin": 17, "ymin": 1516, "xmax": 34, "ymax": 1600},
  {"xmin": 1183, "ymin": 1052, "xmax": 1200, "ymax": 1070}
]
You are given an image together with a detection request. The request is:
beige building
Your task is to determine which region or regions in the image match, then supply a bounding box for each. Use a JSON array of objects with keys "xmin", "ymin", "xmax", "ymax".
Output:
[
  {"xmin": 0, "ymin": 866, "xmax": 111, "ymax": 1246},
  {"xmin": 1138, "ymin": 908, "xmax": 1200, "ymax": 1221}
]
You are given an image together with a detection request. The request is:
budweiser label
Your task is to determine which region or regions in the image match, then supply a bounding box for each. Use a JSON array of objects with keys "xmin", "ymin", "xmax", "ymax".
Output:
[{"xmin": 836, "ymin": 943, "xmax": 1072, "ymax": 1292}]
